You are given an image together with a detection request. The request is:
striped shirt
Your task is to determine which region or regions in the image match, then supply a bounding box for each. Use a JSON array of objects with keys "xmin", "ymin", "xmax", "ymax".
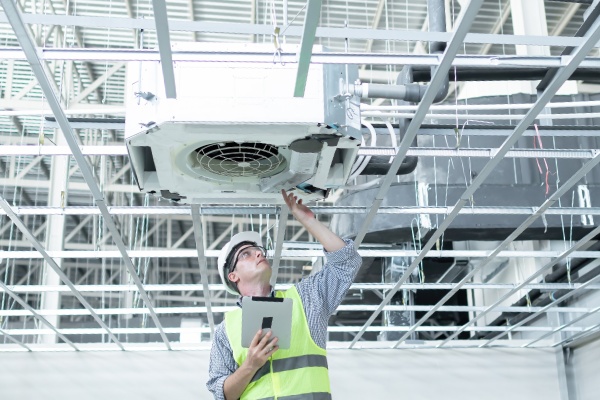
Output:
[{"xmin": 206, "ymin": 239, "xmax": 362, "ymax": 399}]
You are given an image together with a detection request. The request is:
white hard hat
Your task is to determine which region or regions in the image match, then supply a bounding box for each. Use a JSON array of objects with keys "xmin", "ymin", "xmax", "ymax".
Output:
[{"xmin": 217, "ymin": 231, "xmax": 263, "ymax": 295}]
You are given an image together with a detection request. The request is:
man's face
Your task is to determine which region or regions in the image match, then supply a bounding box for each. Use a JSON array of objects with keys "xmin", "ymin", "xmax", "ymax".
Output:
[{"xmin": 227, "ymin": 244, "xmax": 271, "ymax": 289}]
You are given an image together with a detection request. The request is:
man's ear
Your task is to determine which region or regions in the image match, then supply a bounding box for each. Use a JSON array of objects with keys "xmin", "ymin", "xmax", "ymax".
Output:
[{"xmin": 228, "ymin": 271, "xmax": 239, "ymax": 284}]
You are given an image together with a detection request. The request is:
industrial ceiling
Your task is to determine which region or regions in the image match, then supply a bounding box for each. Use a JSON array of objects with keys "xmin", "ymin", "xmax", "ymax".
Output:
[{"xmin": 0, "ymin": 0, "xmax": 600, "ymax": 352}]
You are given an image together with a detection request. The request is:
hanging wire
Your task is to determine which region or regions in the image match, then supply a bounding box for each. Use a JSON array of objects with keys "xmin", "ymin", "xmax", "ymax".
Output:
[
  {"xmin": 533, "ymin": 124, "xmax": 552, "ymax": 196},
  {"xmin": 567, "ymin": 190, "xmax": 575, "ymax": 284}
]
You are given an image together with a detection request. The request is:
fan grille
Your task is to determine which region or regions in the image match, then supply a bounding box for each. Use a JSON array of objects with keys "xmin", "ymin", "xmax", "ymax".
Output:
[{"xmin": 193, "ymin": 142, "xmax": 287, "ymax": 178}]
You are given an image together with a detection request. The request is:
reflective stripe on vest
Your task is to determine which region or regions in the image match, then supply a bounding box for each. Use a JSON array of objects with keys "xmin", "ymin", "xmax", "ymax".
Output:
[
  {"xmin": 258, "ymin": 392, "xmax": 332, "ymax": 400},
  {"xmin": 225, "ymin": 286, "xmax": 331, "ymax": 399},
  {"xmin": 251, "ymin": 354, "xmax": 328, "ymax": 383}
]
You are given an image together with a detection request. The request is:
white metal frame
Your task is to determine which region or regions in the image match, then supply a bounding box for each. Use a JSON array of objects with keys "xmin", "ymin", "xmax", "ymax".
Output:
[{"xmin": 0, "ymin": 0, "xmax": 599, "ymax": 352}]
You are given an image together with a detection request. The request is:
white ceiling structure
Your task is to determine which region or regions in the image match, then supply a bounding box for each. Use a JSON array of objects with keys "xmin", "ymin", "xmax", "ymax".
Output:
[{"xmin": 0, "ymin": 0, "xmax": 599, "ymax": 353}]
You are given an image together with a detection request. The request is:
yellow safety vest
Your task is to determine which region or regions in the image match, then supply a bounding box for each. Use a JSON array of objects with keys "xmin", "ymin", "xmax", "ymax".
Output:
[{"xmin": 225, "ymin": 286, "xmax": 332, "ymax": 400}]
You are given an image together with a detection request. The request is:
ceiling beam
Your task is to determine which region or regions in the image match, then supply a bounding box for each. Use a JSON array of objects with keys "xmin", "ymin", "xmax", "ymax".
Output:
[
  {"xmin": 0, "ymin": 12, "xmax": 593, "ymax": 48},
  {"xmin": 293, "ymin": 0, "xmax": 322, "ymax": 97},
  {"xmin": 151, "ymin": 0, "xmax": 177, "ymax": 99},
  {"xmin": 71, "ymin": 63, "xmax": 125, "ymax": 104}
]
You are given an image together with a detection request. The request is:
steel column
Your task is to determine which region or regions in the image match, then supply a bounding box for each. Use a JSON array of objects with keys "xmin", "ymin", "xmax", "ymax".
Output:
[
  {"xmin": 191, "ymin": 205, "xmax": 214, "ymax": 337},
  {"xmin": 269, "ymin": 205, "xmax": 289, "ymax": 286}
]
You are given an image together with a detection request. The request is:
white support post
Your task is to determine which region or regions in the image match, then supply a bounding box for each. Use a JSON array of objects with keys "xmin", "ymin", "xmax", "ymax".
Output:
[{"xmin": 39, "ymin": 129, "xmax": 69, "ymax": 344}]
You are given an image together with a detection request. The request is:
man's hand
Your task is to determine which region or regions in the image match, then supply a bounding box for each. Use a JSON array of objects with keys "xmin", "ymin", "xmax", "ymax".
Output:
[
  {"xmin": 242, "ymin": 329, "xmax": 279, "ymax": 371},
  {"xmin": 223, "ymin": 329, "xmax": 279, "ymax": 400},
  {"xmin": 281, "ymin": 189, "xmax": 315, "ymax": 223},
  {"xmin": 281, "ymin": 189, "xmax": 345, "ymax": 253}
]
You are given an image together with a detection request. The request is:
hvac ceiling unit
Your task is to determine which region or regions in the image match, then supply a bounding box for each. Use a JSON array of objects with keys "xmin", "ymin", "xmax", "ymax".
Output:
[{"xmin": 125, "ymin": 43, "xmax": 361, "ymax": 204}]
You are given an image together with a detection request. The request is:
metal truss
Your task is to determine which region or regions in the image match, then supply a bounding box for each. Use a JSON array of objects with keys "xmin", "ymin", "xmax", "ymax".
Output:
[
  {"xmin": 348, "ymin": 3, "xmax": 600, "ymax": 349},
  {"xmin": 438, "ymin": 223, "xmax": 600, "ymax": 347},
  {"xmin": 0, "ymin": 279, "xmax": 76, "ymax": 350},
  {"xmin": 2, "ymin": 205, "xmax": 600, "ymax": 218},
  {"xmin": 2, "ymin": 47, "xmax": 600, "ymax": 68},
  {"xmin": 2, "ymin": 249, "xmax": 600, "ymax": 260},
  {"xmin": 0, "ymin": 196, "xmax": 119, "ymax": 349},
  {"xmin": 0, "ymin": 325, "xmax": 31, "ymax": 351},
  {"xmin": 0, "ymin": 0, "xmax": 599, "ymax": 352},
  {"xmin": 0, "ymin": 11, "xmax": 598, "ymax": 48},
  {"xmin": 0, "ymin": 303, "xmax": 596, "ymax": 318},
  {"xmin": 2, "ymin": 146, "xmax": 599, "ymax": 159},
  {"xmin": 395, "ymin": 152, "xmax": 600, "ymax": 349},
  {"xmin": 0, "ymin": 0, "xmax": 171, "ymax": 349}
]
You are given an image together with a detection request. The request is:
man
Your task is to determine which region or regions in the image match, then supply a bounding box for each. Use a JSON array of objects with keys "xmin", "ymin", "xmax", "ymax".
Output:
[{"xmin": 207, "ymin": 190, "xmax": 362, "ymax": 400}]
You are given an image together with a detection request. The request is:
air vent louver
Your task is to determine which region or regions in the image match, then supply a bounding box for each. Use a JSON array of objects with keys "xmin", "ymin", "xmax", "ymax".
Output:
[{"xmin": 192, "ymin": 142, "xmax": 287, "ymax": 178}]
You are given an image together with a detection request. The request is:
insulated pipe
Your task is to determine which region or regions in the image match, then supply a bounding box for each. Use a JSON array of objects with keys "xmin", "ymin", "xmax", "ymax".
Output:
[
  {"xmin": 428, "ymin": 0, "xmax": 446, "ymax": 54},
  {"xmin": 359, "ymin": 156, "xmax": 418, "ymax": 176},
  {"xmin": 427, "ymin": 0, "xmax": 449, "ymax": 103},
  {"xmin": 549, "ymin": 0, "xmax": 593, "ymax": 4},
  {"xmin": 410, "ymin": 67, "xmax": 600, "ymax": 82},
  {"xmin": 350, "ymin": 0, "xmax": 448, "ymax": 102},
  {"xmin": 395, "ymin": 0, "xmax": 449, "ymax": 104},
  {"xmin": 351, "ymin": 83, "xmax": 424, "ymax": 101}
]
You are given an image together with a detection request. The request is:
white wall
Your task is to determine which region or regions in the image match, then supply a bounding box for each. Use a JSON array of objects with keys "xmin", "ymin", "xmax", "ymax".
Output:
[
  {"xmin": 0, "ymin": 347, "xmax": 562, "ymax": 400},
  {"xmin": 569, "ymin": 337, "xmax": 600, "ymax": 400}
]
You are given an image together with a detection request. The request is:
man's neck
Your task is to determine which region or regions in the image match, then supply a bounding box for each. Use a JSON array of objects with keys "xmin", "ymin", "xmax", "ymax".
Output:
[{"xmin": 238, "ymin": 281, "xmax": 272, "ymax": 297}]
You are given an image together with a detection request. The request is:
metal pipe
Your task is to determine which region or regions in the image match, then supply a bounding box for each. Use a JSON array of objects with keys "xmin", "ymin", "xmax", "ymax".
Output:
[{"xmin": 349, "ymin": 0, "xmax": 449, "ymax": 103}]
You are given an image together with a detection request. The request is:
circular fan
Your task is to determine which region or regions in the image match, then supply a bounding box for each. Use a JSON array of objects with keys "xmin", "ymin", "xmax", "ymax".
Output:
[{"xmin": 192, "ymin": 142, "xmax": 287, "ymax": 178}]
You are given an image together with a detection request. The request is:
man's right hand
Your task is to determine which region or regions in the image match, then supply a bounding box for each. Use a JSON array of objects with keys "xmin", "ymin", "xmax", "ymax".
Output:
[
  {"xmin": 223, "ymin": 329, "xmax": 279, "ymax": 399},
  {"xmin": 243, "ymin": 329, "xmax": 279, "ymax": 371}
]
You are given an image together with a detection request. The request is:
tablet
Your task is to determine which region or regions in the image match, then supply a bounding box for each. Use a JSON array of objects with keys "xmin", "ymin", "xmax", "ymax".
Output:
[{"xmin": 241, "ymin": 296, "xmax": 293, "ymax": 349}]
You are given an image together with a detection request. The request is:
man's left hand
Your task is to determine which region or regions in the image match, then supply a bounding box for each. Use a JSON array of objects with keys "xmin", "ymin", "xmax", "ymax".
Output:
[{"xmin": 281, "ymin": 189, "xmax": 315, "ymax": 223}]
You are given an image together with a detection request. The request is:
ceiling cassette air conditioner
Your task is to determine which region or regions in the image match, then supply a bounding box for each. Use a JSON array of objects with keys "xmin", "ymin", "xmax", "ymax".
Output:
[{"xmin": 125, "ymin": 43, "xmax": 361, "ymax": 204}]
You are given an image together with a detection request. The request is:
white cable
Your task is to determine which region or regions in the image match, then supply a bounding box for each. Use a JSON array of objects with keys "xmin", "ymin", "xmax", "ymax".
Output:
[
  {"xmin": 340, "ymin": 177, "xmax": 382, "ymax": 191},
  {"xmin": 348, "ymin": 120, "xmax": 377, "ymax": 182},
  {"xmin": 349, "ymin": 132, "xmax": 367, "ymax": 176},
  {"xmin": 384, "ymin": 120, "xmax": 397, "ymax": 163}
]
